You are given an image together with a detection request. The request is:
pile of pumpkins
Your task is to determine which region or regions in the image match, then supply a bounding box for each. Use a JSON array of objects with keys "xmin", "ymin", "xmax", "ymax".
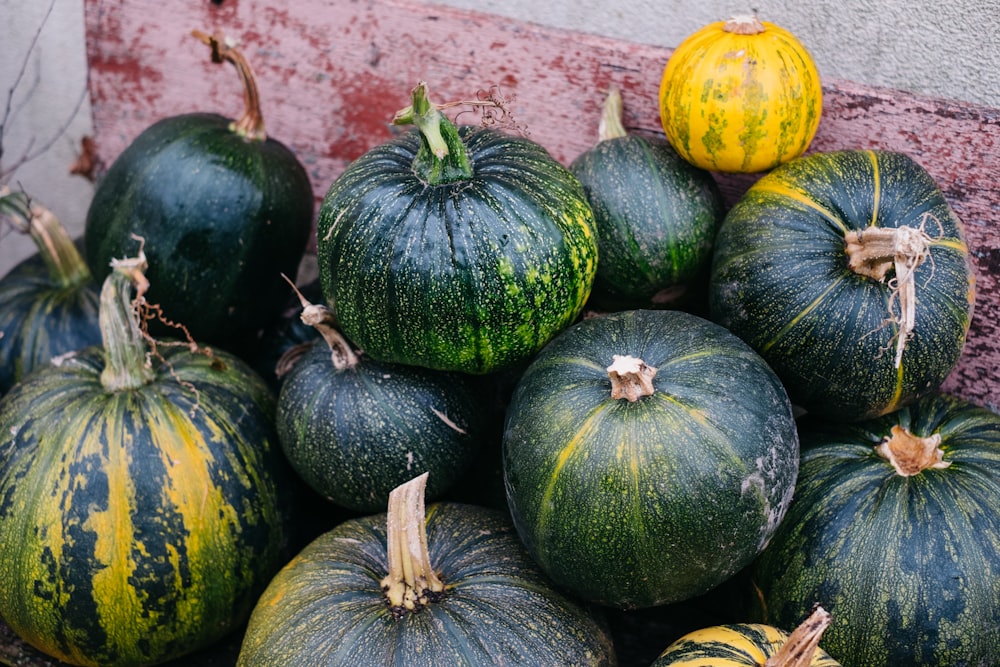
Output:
[{"xmin": 0, "ymin": 15, "xmax": 995, "ymax": 667}]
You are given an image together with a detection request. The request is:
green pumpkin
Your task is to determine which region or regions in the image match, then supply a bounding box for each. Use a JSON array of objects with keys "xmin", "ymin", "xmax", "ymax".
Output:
[
  {"xmin": 237, "ymin": 474, "xmax": 616, "ymax": 666},
  {"xmin": 569, "ymin": 87, "xmax": 724, "ymax": 311},
  {"xmin": 750, "ymin": 392, "xmax": 1000, "ymax": 666},
  {"xmin": 84, "ymin": 32, "xmax": 313, "ymax": 346},
  {"xmin": 316, "ymin": 82, "xmax": 598, "ymax": 374},
  {"xmin": 502, "ymin": 309, "xmax": 799, "ymax": 609},
  {"xmin": 0, "ymin": 253, "xmax": 290, "ymax": 667},
  {"xmin": 709, "ymin": 149, "xmax": 975, "ymax": 420},
  {"xmin": 0, "ymin": 190, "xmax": 101, "ymax": 393},
  {"xmin": 275, "ymin": 296, "xmax": 490, "ymax": 512}
]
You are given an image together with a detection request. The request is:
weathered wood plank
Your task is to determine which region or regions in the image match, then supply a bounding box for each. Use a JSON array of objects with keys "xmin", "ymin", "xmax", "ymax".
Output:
[{"xmin": 83, "ymin": 0, "xmax": 1000, "ymax": 409}]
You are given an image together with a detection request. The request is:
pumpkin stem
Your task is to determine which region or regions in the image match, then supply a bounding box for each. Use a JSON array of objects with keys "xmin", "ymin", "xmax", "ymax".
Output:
[
  {"xmin": 192, "ymin": 29, "xmax": 267, "ymax": 141},
  {"xmin": 99, "ymin": 250, "xmax": 155, "ymax": 391},
  {"xmin": 380, "ymin": 472, "xmax": 446, "ymax": 617},
  {"xmin": 875, "ymin": 424, "xmax": 951, "ymax": 476},
  {"xmin": 723, "ymin": 15, "xmax": 767, "ymax": 35},
  {"xmin": 607, "ymin": 354, "xmax": 657, "ymax": 401},
  {"xmin": 597, "ymin": 85, "xmax": 628, "ymax": 142},
  {"xmin": 392, "ymin": 81, "xmax": 474, "ymax": 185},
  {"xmin": 0, "ymin": 187, "xmax": 91, "ymax": 289},
  {"xmin": 844, "ymin": 225, "xmax": 932, "ymax": 368},
  {"xmin": 280, "ymin": 273, "xmax": 360, "ymax": 370},
  {"xmin": 763, "ymin": 605, "xmax": 832, "ymax": 667}
]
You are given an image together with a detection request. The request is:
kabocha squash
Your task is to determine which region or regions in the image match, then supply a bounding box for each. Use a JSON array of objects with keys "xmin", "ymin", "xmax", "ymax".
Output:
[
  {"xmin": 0, "ymin": 253, "xmax": 290, "ymax": 666},
  {"xmin": 502, "ymin": 309, "xmax": 799, "ymax": 609},
  {"xmin": 750, "ymin": 392, "xmax": 1000, "ymax": 666},
  {"xmin": 570, "ymin": 87, "xmax": 725, "ymax": 311},
  {"xmin": 659, "ymin": 15, "xmax": 822, "ymax": 173},
  {"xmin": 84, "ymin": 30, "xmax": 313, "ymax": 347},
  {"xmin": 276, "ymin": 285, "xmax": 489, "ymax": 512},
  {"xmin": 237, "ymin": 473, "xmax": 616, "ymax": 666},
  {"xmin": 0, "ymin": 189, "xmax": 101, "ymax": 393},
  {"xmin": 316, "ymin": 81, "xmax": 598, "ymax": 374},
  {"xmin": 709, "ymin": 149, "xmax": 975, "ymax": 420},
  {"xmin": 653, "ymin": 606, "xmax": 840, "ymax": 666}
]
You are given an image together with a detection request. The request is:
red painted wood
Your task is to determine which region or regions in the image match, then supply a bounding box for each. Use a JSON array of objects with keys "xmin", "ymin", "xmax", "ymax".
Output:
[{"xmin": 83, "ymin": 0, "xmax": 1000, "ymax": 409}]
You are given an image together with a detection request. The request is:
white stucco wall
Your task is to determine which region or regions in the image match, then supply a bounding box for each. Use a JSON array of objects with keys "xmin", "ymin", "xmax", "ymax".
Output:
[{"xmin": 1, "ymin": 0, "xmax": 998, "ymax": 275}]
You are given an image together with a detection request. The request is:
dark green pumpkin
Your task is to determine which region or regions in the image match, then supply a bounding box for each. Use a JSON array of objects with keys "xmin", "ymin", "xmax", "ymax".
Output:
[
  {"xmin": 316, "ymin": 82, "xmax": 598, "ymax": 374},
  {"xmin": 709, "ymin": 149, "xmax": 975, "ymax": 420},
  {"xmin": 84, "ymin": 33, "xmax": 313, "ymax": 346},
  {"xmin": 237, "ymin": 474, "xmax": 616, "ymax": 666},
  {"xmin": 0, "ymin": 191, "xmax": 101, "ymax": 393},
  {"xmin": 0, "ymin": 254, "xmax": 290, "ymax": 667},
  {"xmin": 502, "ymin": 309, "xmax": 799, "ymax": 609},
  {"xmin": 569, "ymin": 87, "xmax": 724, "ymax": 311},
  {"xmin": 276, "ymin": 299, "xmax": 490, "ymax": 512},
  {"xmin": 750, "ymin": 392, "xmax": 1000, "ymax": 666}
]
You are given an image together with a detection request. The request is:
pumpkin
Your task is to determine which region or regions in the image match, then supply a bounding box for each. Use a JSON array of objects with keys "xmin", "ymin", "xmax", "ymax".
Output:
[
  {"xmin": 275, "ymin": 286, "xmax": 490, "ymax": 513},
  {"xmin": 750, "ymin": 392, "xmax": 1000, "ymax": 666},
  {"xmin": 658, "ymin": 15, "xmax": 822, "ymax": 173},
  {"xmin": 653, "ymin": 606, "xmax": 840, "ymax": 666},
  {"xmin": 0, "ymin": 189, "xmax": 101, "ymax": 393},
  {"xmin": 0, "ymin": 252, "xmax": 291, "ymax": 666},
  {"xmin": 84, "ymin": 30, "xmax": 313, "ymax": 347},
  {"xmin": 709, "ymin": 149, "xmax": 975, "ymax": 420},
  {"xmin": 569, "ymin": 86, "xmax": 725, "ymax": 311},
  {"xmin": 237, "ymin": 473, "xmax": 616, "ymax": 666},
  {"xmin": 502, "ymin": 309, "xmax": 799, "ymax": 609},
  {"xmin": 316, "ymin": 81, "xmax": 598, "ymax": 374}
]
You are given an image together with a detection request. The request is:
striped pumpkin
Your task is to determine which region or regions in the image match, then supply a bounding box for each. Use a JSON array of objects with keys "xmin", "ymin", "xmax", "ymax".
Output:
[
  {"xmin": 659, "ymin": 15, "xmax": 822, "ymax": 173},
  {"xmin": 0, "ymin": 190, "xmax": 101, "ymax": 394},
  {"xmin": 0, "ymin": 254, "xmax": 290, "ymax": 666},
  {"xmin": 709, "ymin": 149, "xmax": 975, "ymax": 420},
  {"xmin": 238, "ymin": 474, "xmax": 616, "ymax": 666},
  {"xmin": 653, "ymin": 607, "xmax": 840, "ymax": 666},
  {"xmin": 316, "ymin": 81, "xmax": 598, "ymax": 374},
  {"xmin": 751, "ymin": 392, "xmax": 1000, "ymax": 666}
]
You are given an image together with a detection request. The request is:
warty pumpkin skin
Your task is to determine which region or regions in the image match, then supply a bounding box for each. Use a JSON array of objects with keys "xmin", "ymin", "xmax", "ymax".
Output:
[
  {"xmin": 659, "ymin": 15, "xmax": 822, "ymax": 173},
  {"xmin": 237, "ymin": 478, "xmax": 616, "ymax": 667},
  {"xmin": 316, "ymin": 82, "xmax": 598, "ymax": 375},
  {"xmin": 750, "ymin": 393, "xmax": 1000, "ymax": 666},
  {"xmin": 709, "ymin": 149, "xmax": 975, "ymax": 420},
  {"xmin": 0, "ymin": 257, "xmax": 291, "ymax": 667}
]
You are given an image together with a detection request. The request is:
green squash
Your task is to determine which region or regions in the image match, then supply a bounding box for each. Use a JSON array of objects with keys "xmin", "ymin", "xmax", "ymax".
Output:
[
  {"xmin": 84, "ymin": 31, "xmax": 313, "ymax": 347},
  {"xmin": 502, "ymin": 309, "xmax": 799, "ymax": 609},
  {"xmin": 653, "ymin": 606, "xmax": 840, "ymax": 666},
  {"xmin": 569, "ymin": 86, "xmax": 724, "ymax": 311},
  {"xmin": 0, "ymin": 253, "xmax": 290, "ymax": 667},
  {"xmin": 750, "ymin": 392, "xmax": 1000, "ymax": 666},
  {"xmin": 0, "ymin": 190, "xmax": 101, "ymax": 393},
  {"xmin": 237, "ymin": 474, "xmax": 616, "ymax": 666},
  {"xmin": 709, "ymin": 149, "xmax": 975, "ymax": 420},
  {"xmin": 276, "ymin": 292, "xmax": 490, "ymax": 512},
  {"xmin": 316, "ymin": 82, "xmax": 598, "ymax": 374}
]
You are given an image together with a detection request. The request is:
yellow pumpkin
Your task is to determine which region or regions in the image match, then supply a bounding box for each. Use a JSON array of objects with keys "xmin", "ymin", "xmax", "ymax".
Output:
[{"xmin": 658, "ymin": 15, "xmax": 823, "ymax": 173}]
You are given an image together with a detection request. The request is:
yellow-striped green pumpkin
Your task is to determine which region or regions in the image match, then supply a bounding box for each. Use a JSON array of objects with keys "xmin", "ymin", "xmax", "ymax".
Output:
[
  {"xmin": 709, "ymin": 149, "xmax": 975, "ymax": 420},
  {"xmin": 0, "ymin": 256, "xmax": 290, "ymax": 666},
  {"xmin": 316, "ymin": 82, "xmax": 598, "ymax": 375},
  {"xmin": 658, "ymin": 15, "xmax": 823, "ymax": 173}
]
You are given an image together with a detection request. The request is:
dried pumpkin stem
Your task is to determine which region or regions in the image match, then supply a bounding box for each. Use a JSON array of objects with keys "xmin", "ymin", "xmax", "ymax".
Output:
[
  {"xmin": 192, "ymin": 29, "xmax": 266, "ymax": 141},
  {"xmin": 763, "ymin": 605, "xmax": 832, "ymax": 667},
  {"xmin": 0, "ymin": 187, "xmax": 91, "ymax": 289},
  {"xmin": 875, "ymin": 424, "xmax": 951, "ymax": 476},
  {"xmin": 100, "ymin": 252, "xmax": 155, "ymax": 391},
  {"xmin": 845, "ymin": 225, "xmax": 932, "ymax": 368},
  {"xmin": 723, "ymin": 15, "xmax": 766, "ymax": 35},
  {"xmin": 597, "ymin": 85, "xmax": 627, "ymax": 142},
  {"xmin": 280, "ymin": 274, "xmax": 359, "ymax": 370},
  {"xmin": 380, "ymin": 473, "xmax": 446, "ymax": 617},
  {"xmin": 607, "ymin": 355, "xmax": 657, "ymax": 401}
]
